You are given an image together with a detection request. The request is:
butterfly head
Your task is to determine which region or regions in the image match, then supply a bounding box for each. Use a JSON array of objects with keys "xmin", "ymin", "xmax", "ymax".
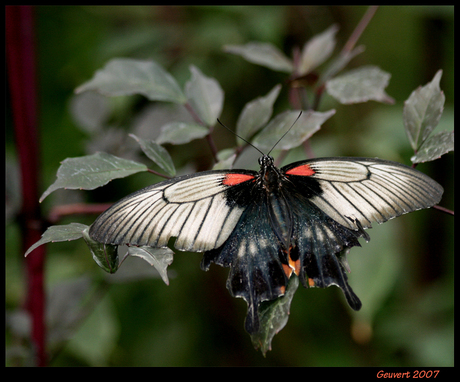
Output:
[{"xmin": 258, "ymin": 155, "xmax": 274, "ymax": 168}]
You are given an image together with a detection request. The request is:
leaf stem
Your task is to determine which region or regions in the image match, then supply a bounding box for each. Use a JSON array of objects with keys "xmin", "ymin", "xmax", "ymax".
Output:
[
  {"xmin": 147, "ymin": 167, "xmax": 173, "ymax": 179},
  {"xmin": 183, "ymin": 101, "xmax": 219, "ymax": 163}
]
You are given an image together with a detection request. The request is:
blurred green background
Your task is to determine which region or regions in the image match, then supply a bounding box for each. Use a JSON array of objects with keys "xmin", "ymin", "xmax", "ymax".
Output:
[{"xmin": 6, "ymin": 6, "xmax": 453, "ymax": 367}]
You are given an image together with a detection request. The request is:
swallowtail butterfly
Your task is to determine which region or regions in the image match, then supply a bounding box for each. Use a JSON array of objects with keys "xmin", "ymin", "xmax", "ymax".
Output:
[{"xmin": 89, "ymin": 150, "xmax": 443, "ymax": 333}]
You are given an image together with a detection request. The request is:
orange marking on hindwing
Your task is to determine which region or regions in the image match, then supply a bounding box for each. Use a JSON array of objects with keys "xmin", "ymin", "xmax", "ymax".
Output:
[
  {"xmin": 282, "ymin": 253, "xmax": 301, "ymax": 279},
  {"xmin": 282, "ymin": 263, "xmax": 293, "ymax": 278},
  {"xmin": 289, "ymin": 257, "xmax": 301, "ymax": 276}
]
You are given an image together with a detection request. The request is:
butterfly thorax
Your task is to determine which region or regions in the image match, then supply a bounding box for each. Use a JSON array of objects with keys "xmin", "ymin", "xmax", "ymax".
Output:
[
  {"xmin": 255, "ymin": 155, "xmax": 294, "ymax": 255},
  {"xmin": 257, "ymin": 155, "xmax": 286, "ymax": 193}
]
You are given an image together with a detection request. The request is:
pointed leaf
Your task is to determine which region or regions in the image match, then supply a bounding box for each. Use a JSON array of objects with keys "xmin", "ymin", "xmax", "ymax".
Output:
[
  {"xmin": 128, "ymin": 246, "xmax": 174, "ymax": 285},
  {"xmin": 403, "ymin": 70, "xmax": 445, "ymax": 151},
  {"xmin": 236, "ymin": 84, "xmax": 281, "ymax": 145},
  {"xmin": 83, "ymin": 227, "xmax": 119, "ymax": 274},
  {"xmin": 299, "ymin": 24, "xmax": 339, "ymax": 76},
  {"xmin": 252, "ymin": 109, "xmax": 335, "ymax": 151},
  {"xmin": 129, "ymin": 134, "xmax": 176, "ymax": 176},
  {"xmin": 250, "ymin": 276, "xmax": 299, "ymax": 355},
  {"xmin": 40, "ymin": 152, "xmax": 147, "ymax": 202},
  {"xmin": 411, "ymin": 130, "xmax": 454, "ymax": 164},
  {"xmin": 24, "ymin": 223, "xmax": 88, "ymax": 257},
  {"xmin": 75, "ymin": 58, "xmax": 187, "ymax": 104},
  {"xmin": 156, "ymin": 121, "xmax": 210, "ymax": 145},
  {"xmin": 185, "ymin": 65, "xmax": 224, "ymax": 126},
  {"xmin": 326, "ymin": 65, "xmax": 394, "ymax": 104},
  {"xmin": 224, "ymin": 42, "xmax": 293, "ymax": 73}
]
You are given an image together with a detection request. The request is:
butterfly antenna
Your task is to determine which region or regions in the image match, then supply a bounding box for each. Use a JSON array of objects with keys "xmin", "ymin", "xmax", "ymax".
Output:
[
  {"xmin": 217, "ymin": 119, "xmax": 264, "ymax": 156},
  {"xmin": 267, "ymin": 111, "xmax": 303, "ymax": 156}
]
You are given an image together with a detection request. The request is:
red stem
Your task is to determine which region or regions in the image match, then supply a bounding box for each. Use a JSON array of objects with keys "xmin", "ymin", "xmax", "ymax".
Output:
[
  {"xmin": 340, "ymin": 6, "xmax": 379, "ymax": 57},
  {"xmin": 48, "ymin": 203, "xmax": 114, "ymax": 224},
  {"xmin": 6, "ymin": 6, "xmax": 47, "ymax": 366}
]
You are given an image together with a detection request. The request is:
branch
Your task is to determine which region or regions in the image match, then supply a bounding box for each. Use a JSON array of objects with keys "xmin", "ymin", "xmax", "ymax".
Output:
[
  {"xmin": 433, "ymin": 204, "xmax": 454, "ymax": 216},
  {"xmin": 340, "ymin": 6, "xmax": 379, "ymax": 57}
]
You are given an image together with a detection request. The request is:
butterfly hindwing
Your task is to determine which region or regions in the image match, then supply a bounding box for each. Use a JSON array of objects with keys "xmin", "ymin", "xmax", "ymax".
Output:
[
  {"xmin": 286, "ymin": 190, "xmax": 364, "ymax": 310},
  {"xmin": 202, "ymin": 197, "xmax": 289, "ymax": 333}
]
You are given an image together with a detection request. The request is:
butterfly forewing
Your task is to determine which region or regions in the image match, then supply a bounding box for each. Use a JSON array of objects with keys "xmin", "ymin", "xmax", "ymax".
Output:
[
  {"xmin": 89, "ymin": 171, "xmax": 256, "ymax": 252},
  {"xmin": 283, "ymin": 157, "xmax": 443, "ymax": 231}
]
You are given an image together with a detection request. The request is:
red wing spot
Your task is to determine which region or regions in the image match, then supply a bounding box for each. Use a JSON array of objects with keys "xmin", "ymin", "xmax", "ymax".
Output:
[
  {"xmin": 286, "ymin": 164, "xmax": 315, "ymax": 176},
  {"xmin": 222, "ymin": 173, "xmax": 254, "ymax": 186}
]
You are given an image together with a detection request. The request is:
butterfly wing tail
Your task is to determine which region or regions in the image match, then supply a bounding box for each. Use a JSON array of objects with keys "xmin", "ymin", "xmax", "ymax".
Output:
[
  {"xmin": 292, "ymin": 197, "xmax": 366, "ymax": 310},
  {"xmin": 302, "ymin": 250, "xmax": 362, "ymax": 310}
]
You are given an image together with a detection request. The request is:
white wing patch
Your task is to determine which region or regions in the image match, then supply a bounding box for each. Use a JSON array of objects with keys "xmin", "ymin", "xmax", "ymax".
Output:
[
  {"xmin": 308, "ymin": 159, "xmax": 443, "ymax": 230},
  {"xmin": 89, "ymin": 173, "xmax": 245, "ymax": 252},
  {"xmin": 164, "ymin": 174, "xmax": 228, "ymax": 202}
]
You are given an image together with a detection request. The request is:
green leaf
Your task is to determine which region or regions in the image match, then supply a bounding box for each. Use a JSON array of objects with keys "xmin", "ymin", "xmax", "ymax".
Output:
[
  {"xmin": 320, "ymin": 45, "xmax": 366, "ymax": 83},
  {"xmin": 75, "ymin": 58, "xmax": 187, "ymax": 104},
  {"xmin": 224, "ymin": 42, "xmax": 293, "ymax": 73},
  {"xmin": 411, "ymin": 130, "xmax": 454, "ymax": 164},
  {"xmin": 252, "ymin": 109, "xmax": 335, "ymax": 151},
  {"xmin": 156, "ymin": 121, "xmax": 210, "ymax": 145},
  {"xmin": 212, "ymin": 149, "xmax": 237, "ymax": 170},
  {"xmin": 250, "ymin": 276, "xmax": 299, "ymax": 355},
  {"xmin": 403, "ymin": 70, "xmax": 445, "ymax": 152},
  {"xmin": 24, "ymin": 223, "xmax": 88, "ymax": 257},
  {"xmin": 299, "ymin": 24, "xmax": 338, "ymax": 76},
  {"xmin": 236, "ymin": 84, "xmax": 281, "ymax": 145},
  {"xmin": 83, "ymin": 227, "xmax": 119, "ymax": 274},
  {"xmin": 129, "ymin": 134, "xmax": 176, "ymax": 176},
  {"xmin": 325, "ymin": 65, "xmax": 394, "ymax": 104},
  {"xmin": 127, "ymin": 246, "xmax": 174, "ymax": 285},
  {"xmin": 185, "ymin": 65, "xmax": 224, "ymax": 126},
  {"xmin": 40, "ymin": 152, "xmax": 147, "ymax": 202}
]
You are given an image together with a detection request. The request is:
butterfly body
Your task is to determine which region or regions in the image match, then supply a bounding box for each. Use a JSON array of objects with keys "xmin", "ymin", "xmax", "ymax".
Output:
[{"xmin": 89, "ymin": 155, "xmax": 443, "ymax": 333}]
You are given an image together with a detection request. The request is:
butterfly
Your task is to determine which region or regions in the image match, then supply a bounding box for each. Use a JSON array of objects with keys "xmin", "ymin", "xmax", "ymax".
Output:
[{"xmin": 89, "ymin": 151, "xmax": 443, "ymax": 333}]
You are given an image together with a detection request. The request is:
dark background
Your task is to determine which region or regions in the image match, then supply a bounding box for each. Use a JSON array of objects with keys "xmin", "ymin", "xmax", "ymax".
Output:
[{"xmin": 6, "ymin": 6, "xmax": 453, "ymax": 366}]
